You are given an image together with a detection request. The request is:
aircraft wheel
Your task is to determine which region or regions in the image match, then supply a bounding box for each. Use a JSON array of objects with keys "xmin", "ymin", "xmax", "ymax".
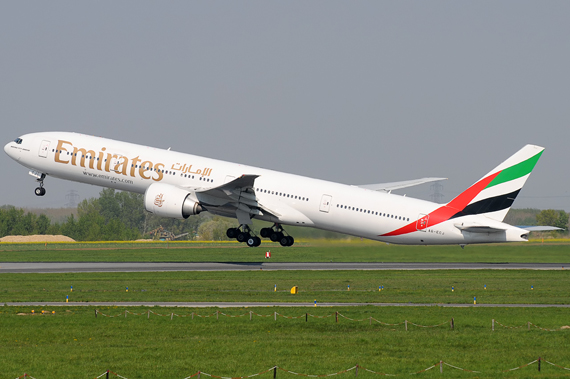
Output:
[
  {"xmin": 280, "ymin": 236, "xmax": 293, "ymax": 247},
  {"xmin": 247, "ymin": 236, "xmax": 261, "ymax": 247},
  {"xmin": 260, "ymin": 228, "xmax": 272, "ymax": 238},
  {"xmin": 226, "ymin": 228, "xmax": 239, "ymax": 239},
  {"xmin": 270, "ymin": 232, "xmax": 283, "ymax": 242},
  {"xmin": 286, "ymin": 236, "xmax": 294, "ymax": 246},
  {"xmin": 237, "ymin": 232, "xmax": 250, "ymax": 243},
  {"xmin": 35, "ymin": 187, "xmax": 46, "ymax": 196}
]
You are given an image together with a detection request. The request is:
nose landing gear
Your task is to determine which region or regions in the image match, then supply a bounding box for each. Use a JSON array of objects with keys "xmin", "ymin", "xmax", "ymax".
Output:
[{"xmin": 34, "ymin": 175, "xmax": 46, "ymax": 196}]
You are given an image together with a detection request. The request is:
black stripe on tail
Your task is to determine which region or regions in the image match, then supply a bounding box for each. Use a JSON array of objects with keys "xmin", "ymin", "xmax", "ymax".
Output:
[{"xmin": 450, "ymin": 189, "xmax": 521, "ymax": 220}]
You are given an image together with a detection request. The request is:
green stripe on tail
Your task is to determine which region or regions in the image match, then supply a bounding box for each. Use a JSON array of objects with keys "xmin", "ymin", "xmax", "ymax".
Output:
[{"xmin": 485, "ymin": 151, "xmax": 543, "ymax": 189}]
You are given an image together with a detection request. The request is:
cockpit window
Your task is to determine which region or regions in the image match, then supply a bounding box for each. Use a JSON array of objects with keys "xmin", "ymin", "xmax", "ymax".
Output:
[{"xmin": 14, "ymin": 138, "xmax": 23, "ymax": 144}]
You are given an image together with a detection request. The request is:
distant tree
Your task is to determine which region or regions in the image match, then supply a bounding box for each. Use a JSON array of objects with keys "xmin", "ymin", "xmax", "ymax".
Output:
[
  {"xmin": 536, "ymin": 209, "xmax": 568, "ymax": 230},
  {"xmin": 197, "ymin": 217, "xmax": 236, "ymax": 241},
  {"xmin": 35, "ymin": 214, "xmax": 51, "ymax": 234}
]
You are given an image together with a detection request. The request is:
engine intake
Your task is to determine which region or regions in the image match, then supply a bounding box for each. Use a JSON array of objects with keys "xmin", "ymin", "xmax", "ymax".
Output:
[{"xmin": 144, "ymin": 183, "xmax": 203, "ymax": 219}]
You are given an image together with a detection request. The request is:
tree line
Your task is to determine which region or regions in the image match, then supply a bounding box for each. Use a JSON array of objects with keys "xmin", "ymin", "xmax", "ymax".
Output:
[{"xmin": 0, "ymin": 190, "xmax": 568, "ymax": 241}]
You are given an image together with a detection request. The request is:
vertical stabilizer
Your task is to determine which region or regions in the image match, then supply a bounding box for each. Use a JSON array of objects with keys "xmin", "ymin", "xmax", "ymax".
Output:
[{"xmin": 447, "ymin": 144, "xmax": 544, "ymax": 221}]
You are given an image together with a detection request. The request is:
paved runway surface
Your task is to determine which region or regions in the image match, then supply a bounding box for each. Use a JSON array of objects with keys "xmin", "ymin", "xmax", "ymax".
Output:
[
  {"xmin": 0, "ymin": 261, "xmax": 568, "ymax": 273},
  {"xmin": 2, "ymin": 301, "xmax": 569, "ymax": 308}
]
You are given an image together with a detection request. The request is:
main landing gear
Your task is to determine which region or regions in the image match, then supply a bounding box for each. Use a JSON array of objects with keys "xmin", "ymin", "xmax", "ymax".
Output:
[
  {"xmin": 34, "ymin": 176, "xmax": 46, "ymax": 197},
  {"xmin": 226, "ymin": 223, "xmax": 295, "ymax": 247},
  {"xmin": 260, "ymin": 223, "xmax": 294, "ymax": 247},
  {"xmin": 226, "ymin": 225, "xmax": 261, "ymax": 247}
]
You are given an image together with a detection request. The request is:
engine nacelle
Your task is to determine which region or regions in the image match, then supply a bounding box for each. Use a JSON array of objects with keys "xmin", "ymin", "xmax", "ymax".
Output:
[{"xmin": 144, "ymin": 183, "xmax": 203, "ymax": 219}]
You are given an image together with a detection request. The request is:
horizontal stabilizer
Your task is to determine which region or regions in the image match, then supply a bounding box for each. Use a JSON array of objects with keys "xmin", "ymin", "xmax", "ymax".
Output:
[
  {"xmin": 454, "ymin": 223, "xmax": 508, "ymax": 234},
  {"xmin": 358, "ymin": 177, "xmax": 447, "ymax": 192},
  {"xmin": 518, "ymin": 226, "xmax": 564, "ymax": 232}
]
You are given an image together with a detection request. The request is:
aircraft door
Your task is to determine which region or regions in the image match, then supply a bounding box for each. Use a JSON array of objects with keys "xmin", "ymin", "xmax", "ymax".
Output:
[
  {"xmin": 416, "ymin": 214, "xmax": 429, "ymax": 231},
  {"xmin": 319, "ymin": 194, "xmax": 332, "ymax": 213},
  {"xmin": 38, "ymin": 140, "xmax": 50, "ymax": 158}
]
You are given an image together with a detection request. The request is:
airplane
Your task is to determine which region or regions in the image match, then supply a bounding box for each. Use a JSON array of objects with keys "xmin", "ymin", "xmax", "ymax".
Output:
[{"xmin": 4, "ymin": 132, "xmax": 553, "ymax": 247}]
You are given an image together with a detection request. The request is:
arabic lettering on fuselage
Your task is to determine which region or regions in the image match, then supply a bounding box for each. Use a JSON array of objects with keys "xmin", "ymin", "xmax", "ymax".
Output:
[{"xmin": 170, "ymin": 163, "xmax": 212, "ymax": 176}]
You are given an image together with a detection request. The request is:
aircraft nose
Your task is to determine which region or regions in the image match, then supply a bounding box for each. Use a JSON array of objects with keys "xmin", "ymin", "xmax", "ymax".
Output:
[{"xmin": 4, "ymin": 141, "xmax": 17, "ymax": 160}]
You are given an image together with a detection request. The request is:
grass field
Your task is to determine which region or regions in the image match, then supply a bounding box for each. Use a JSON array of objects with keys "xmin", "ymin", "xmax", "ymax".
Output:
[
  {"xmin": 1, "ymin": 305, "xmax": 570, "ymax": 379},
  {"xmin": 1, "ymin": 239, "xmax": 570, "ymax": 262},
  {"xmin": 1, "ymin": 270, "xmax": 569, "ymax": 304},
  {"xmin": 2, "ymin": 242, "xmax": 570, "ymax": 378}
]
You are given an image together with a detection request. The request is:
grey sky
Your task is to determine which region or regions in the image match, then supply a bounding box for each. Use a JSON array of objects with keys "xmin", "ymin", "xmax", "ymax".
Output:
[{"xmin": 1, "ymin": 1, "xmax": 569, "ymax": 210}]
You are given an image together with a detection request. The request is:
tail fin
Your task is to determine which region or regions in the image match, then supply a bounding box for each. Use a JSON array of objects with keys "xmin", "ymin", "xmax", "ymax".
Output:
[{"xmin": 447, "ymin": 144, "xmax": 544, "ymax": 222}]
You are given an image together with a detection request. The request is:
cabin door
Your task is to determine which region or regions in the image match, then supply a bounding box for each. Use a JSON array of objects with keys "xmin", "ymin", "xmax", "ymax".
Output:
[
  {"xmin": 416, "ymin": 214, "xmax": 429, "ymax": 231},
  {"xmin": 319, "ymin": 194, "xmax": 332, "ymax": 213},
  {"xmin": 38, "ymin": 140, "xmax": 50, "ymax": 158}
]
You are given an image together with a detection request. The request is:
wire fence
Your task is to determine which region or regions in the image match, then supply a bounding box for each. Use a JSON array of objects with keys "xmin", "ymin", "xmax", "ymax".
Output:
[
  {"xmin": 13, "ymin": 359, "xmax": 570, "ymax": 379},
  {"xmin": 94, "ymin": 309, "xmax": 455, "ymax": 329},
  {"xmin": 492, "ymin": 319, "xmax": 570, "ymax": 331},
  {"xmin": 92, "ymin": 310, "xmax": 570, "ymax": 332}
]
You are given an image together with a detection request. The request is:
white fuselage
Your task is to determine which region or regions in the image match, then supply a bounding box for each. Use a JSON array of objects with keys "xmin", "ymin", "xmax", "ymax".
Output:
[{"xmin": 4, "ymin": 132, "xmax": 529, "ymax": 245}]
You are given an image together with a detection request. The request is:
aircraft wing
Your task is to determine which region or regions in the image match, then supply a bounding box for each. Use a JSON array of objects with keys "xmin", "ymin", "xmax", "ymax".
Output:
[
  {"xmin": 197, "ymin": 174, "xmax": 259, "ymax": 198},
  {"xmin": 358, "ymin": 177, "xmax": 447, "ymax": 192},
  {"xmin": 190, "ymin": 174, "xmax": 280, "ymax": 223}
]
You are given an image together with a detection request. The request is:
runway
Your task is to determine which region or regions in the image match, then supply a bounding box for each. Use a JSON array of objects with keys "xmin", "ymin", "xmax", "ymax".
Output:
[{"xmin": 0, "ymin": 261, "xmax": 568, "ymax": 273}]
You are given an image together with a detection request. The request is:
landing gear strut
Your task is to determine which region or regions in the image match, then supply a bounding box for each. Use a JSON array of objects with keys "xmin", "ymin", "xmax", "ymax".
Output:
[
  {"xmin": 34, "ymin": 175, "xmax": 46, "ymax": 197},
  {"xmin": 226, "ymin": 225, "xmax": 261, "ymax": 247},
  {"xmin": 260, "ymin": 223, "xmax": 294, "ymax": 247}
]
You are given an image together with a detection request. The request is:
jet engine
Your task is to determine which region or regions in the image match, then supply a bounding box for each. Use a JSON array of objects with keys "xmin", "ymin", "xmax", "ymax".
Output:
[{"xmin": 144, "ymin": 183, "xmax": 203, "ymax": 219}]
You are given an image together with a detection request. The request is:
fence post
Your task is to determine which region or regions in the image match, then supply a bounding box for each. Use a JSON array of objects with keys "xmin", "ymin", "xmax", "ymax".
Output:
[
  {"xmin": 171, "ymin": 313, "xmax": 174, "ymax": 321},
  {"xmin": 528, "ymin": 321, "xmax": 530, "ymax": 331},
  {"xmin": 250, "ymin": 311, "xmax": 252, "ymax": 321},
  {"xmin": 369, "ymin": 317, "xmax": 371, "ymax": 326},
  {"xmin": 198, "ymin": 371, "xmax": 201, "ymax": 379},
  {"xmin": 217, "ymin": 310, "xmax": 219, "ymax": 320},
  {"xmin": 440, "ymin": 361, "xmax": 443, "ymax": 373},
  {"xmin": 355, "ymin": 364, "xmax": 358, "ymax": 377},
  {"xmin": 148, "ymin": 309, "xmax": 150, "ymax": 319},
  {"xmin": 306, "ymin": 313, "xmax": 308, "ymax": 322},
  {"xmin": 538, "ymin": 357, "xmax": 541, "ymax": 372},
  {"xmin": 274, "ymin": 311, "xmax": 276, "ymax": 321},
  {"xmin": 492, "ymin": 319, "xmax": 494, "ymax": 331},
  {"xmin": 192, "ymin": 312, "xmax": 194, "ymax": 320},
  {"xmin": 336, "ymin": 311, "xmax": 338, "ymax": 323},
  {"xmin": 106, "ymin": 370, "xmax": 110, "ymax": 379},
  {"xmin": 273, "ymin": 366, "xmax": 277, "ymax": 379},
  {"xmin": 405, "ymin": 320, "xmax": 408, "ymax": 331},
  {"xmin": 125, "ymin": 310, "xmax": 127, "ymax": 318},
  {"xmin": 450, "ymin": 317, "xmax": 454, "ymax": 330},
  {"xmin": 95, "ymin": 309, "xmax": 98, "ymax": 318}
]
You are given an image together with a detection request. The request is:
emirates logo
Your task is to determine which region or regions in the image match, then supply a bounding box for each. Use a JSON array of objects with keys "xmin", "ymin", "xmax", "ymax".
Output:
[{"xmin": 154, "ymin": 193, "xmax": 165, "ymax": 207}]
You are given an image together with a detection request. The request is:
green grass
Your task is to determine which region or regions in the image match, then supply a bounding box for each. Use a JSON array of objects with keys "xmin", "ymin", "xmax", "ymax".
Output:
[
  {"xmin": 2, "ymin": 242, "xmax": 570, "ymax": 378},
  {"xmin": 1, "ymin": 240, "xmax": 570, "ymax": 262},
  {"xmin": 2, "ymin": 270, "xmax": 569, "ymax": 304},
  {"xmin": 1, "ymin": 305, "xmax": 570, "ymax": 379}
]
